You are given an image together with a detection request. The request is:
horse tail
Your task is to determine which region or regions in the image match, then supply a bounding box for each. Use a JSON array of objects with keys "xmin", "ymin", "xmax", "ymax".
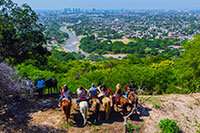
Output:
[
  {"xmin": 80, "ymin": 101, "xmax": 88, "ymax": 125},
  {"xmin": 95, "ymin": 99, "xmax": 100, "ymax": 122},
  {"xmin": 105, "ymin": 99, "xmax": 111, "ymax": 120},
  {"xmin": 103, "ymin": 97, "xmax": 111, "ymax": 120}
]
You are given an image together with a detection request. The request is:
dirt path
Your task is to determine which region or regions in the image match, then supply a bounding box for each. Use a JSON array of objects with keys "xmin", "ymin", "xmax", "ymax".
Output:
[{"xmin": 1, "ymin": 93, "xmax": 200, "ymax": 133}]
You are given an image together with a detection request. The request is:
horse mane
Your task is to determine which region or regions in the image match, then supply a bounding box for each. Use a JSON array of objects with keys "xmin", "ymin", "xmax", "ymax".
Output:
[{"xmin": 107, "ymin": 87, "xmax": 114, "ymax": 95}]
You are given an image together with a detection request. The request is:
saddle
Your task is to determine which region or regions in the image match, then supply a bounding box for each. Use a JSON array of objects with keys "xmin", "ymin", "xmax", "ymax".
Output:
[
  {"xmin": 78, "ymin": 97, "xmax": 88, "ymax": 102},
  {"xmin": 89, "ymin": 95, "xmax": 99, "ymax": 100},
  {"xmin": 115, "ymin": 95, "xmax": 122, "ymax": 103},
  {"xmin": 99, "ymin": 94, "xmax": 109, "ymax": 99},
  {"xmin": 62, "ymin": 97, "xmax": 71, "ymax": 101}
]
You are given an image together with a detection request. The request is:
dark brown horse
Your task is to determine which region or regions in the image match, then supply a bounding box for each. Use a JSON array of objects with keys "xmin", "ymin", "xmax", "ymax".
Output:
[
  {"xmin": 60, "ymin": 85, "xmax": 72, "ymax": 124},
  {"xmin": 124, "ymin": 84, "xmax": 138, "ymax": 114},
  {"xmin": 45, "ymin": 78, "xmax": 58, "ymax": 94},
  {"xmin": 109, "ymin": 85, "xmax": 132, "ymax": 115}
]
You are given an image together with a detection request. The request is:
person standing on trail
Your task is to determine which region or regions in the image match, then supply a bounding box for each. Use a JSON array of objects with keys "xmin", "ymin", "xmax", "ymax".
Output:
[{"xmin": 37, "ymin": 77, "xmax": 45, "ymax": 97}]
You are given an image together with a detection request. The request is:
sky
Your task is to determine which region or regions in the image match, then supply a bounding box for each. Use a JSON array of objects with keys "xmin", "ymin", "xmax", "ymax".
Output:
[{"xmin": 12, "ymin": 0, "xmax": 200, "ymax": 10}]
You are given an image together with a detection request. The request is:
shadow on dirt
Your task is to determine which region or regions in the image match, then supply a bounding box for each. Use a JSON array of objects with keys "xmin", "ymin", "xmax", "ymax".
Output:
[
  {"xmin": 0, "ymin": 94, "xmax": 60, "ymax": 132},
  {"xmin": 0, "ymin": 93, "xmax": 152, "ymax": 131},
  {"xmin": 71, "ymin": 102, "xmax": 152, "ymax": 127},
  {"xmin": 129, "ymin": 103, "xmax": 152, "ymax": 121}
]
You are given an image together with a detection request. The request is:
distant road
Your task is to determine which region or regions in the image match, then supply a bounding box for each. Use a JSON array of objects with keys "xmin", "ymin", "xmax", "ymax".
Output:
[{"xmin": 60, "ymin": 26, "xmax": 89, "ymax": 56}]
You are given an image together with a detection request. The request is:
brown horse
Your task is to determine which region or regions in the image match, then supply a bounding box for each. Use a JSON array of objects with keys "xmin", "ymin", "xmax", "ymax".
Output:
[
  {"xmin": 98, "ymin": 86, "xmax": 111, "ymax": 120},
  {"xmin": 60, "ymin": 85, "xmax": 72, "ymax": 124},
  {"xmin": 124, "ymin": 84, "xmax": 138, "ymax": 114},
  {"xmin": 89, "ymin": 98, "xmax": 100, "ymax": 123},
  {"xmin": 109, "ymin": 86, "xmax": 132, "ymax": 115}
]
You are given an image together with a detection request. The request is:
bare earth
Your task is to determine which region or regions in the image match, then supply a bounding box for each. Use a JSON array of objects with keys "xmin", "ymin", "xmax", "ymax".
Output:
[{"xmin": 1, "ymin": 93, "xmax": 200, "ymax": 133}]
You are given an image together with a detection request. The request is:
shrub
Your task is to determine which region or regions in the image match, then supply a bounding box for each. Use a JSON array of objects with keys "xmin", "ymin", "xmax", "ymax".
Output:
[
  {"xmin": 0, "ymin": 63, "xmax": 34, "ymax": 106},
  {"xmin": 158, "ymin": 118, "xmax": 180, "ymax": 133},
  {"xmin": 127, "ymin": 122, "xmax": 140, "ymax": 132}
]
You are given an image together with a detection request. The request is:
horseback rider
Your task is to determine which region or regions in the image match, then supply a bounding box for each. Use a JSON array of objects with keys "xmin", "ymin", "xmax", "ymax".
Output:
[
  {"xmin": 129, "ymin": 81, "xmax": 136, "ymax": 92},
  {"xmin": 76, "ymin": 86, "xmax": 88, "ymax": 107},
  {"xmin": 58, "ymin": 85, "xmax": 71, "ymax": 107},
  {"xmin": 98, "ymin": 83, "xmax": 108, "ymax": 98},
  {"xmin": 87, "ymin": 83, "xmax": 100, "ymax": 100},
  {"xmin": 125, "ymin": 81, "xmax": 137, "ymax": 99},
  {"xmin": 37, "ymin": 77, "xmax": 45, "ymax": 97},
  {"xmin": 112, "ymin": 83, "xmax": 122, "ymax": 107}
]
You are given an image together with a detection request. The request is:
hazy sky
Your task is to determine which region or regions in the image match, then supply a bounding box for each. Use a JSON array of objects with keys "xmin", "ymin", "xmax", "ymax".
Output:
[{"xmin": 12, "ymin": 0, "xmax": 200, "ymax": 10}]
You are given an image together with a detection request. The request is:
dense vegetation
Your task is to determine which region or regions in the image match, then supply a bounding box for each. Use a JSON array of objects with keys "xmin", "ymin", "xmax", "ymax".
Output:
[
  {"xmin": 14, "ymin": 35, "xmax": 200, "ymax": 94},
  {"xmin": 79, "ymin": 35, "xmax": 181, "ymax": 57},
  {"xmin": 0, "ymin": 0, "xmax": 49, "ymax": 64},
  {"xmin": 1, "ymin": 0, "xmax": 200, "ymax": 96}
]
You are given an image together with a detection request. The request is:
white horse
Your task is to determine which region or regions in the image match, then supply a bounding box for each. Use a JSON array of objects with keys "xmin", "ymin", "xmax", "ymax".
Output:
[{"xmin": 77, "ymin": 88, "xmax": 88, "ymax": 125}]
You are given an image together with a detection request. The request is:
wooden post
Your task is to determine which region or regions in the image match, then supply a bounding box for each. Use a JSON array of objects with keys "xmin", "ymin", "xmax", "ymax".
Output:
[{"xmin": 124, "ymin": 107, "xmax": 136, "ymax": 133}]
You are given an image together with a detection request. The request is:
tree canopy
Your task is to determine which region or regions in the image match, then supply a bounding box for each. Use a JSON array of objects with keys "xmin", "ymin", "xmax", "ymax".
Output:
[{"xmin": 0, "ymin": 0, "xmax": 49, "ymax": 64}]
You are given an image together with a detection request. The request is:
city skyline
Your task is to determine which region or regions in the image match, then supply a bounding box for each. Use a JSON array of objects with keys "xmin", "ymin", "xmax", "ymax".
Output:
[{"xmin": 12, "ymin": 0, "xmax": 200, "ymax": 10}]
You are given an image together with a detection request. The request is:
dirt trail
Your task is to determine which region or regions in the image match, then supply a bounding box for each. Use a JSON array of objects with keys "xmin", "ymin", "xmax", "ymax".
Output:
[{"xmin": 1, "ymin": 93, "xmax": 200, "ymax": 133}]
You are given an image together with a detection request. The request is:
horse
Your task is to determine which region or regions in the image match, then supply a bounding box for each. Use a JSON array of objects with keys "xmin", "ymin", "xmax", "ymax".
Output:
[
  {"xmin": 60, "ymin": 85, "xmax": 72, "ymax": 124},
  {"xmin": 109, "ymin": 87, "xmax": 132, "ymax": 115},
  {"xmin": 124, "ymin": 84, "xmax": 138, "ymax": 114},
  {"xmin": 98, "ymin": 86, "xmax": 111, "ymax": 120},
  {"xmin": 45, "ymin": 78, "xmax": 58, "ymax": 94},
  {"xmin": 77, "ymin": 88, "xmax": 88, "ymax": 125},
  {"xmin": 89, "ymin": 97, "xmax": 100, "ymax": 123}
]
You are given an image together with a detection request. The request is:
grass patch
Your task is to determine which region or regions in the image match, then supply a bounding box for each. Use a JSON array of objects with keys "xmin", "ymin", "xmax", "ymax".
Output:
[
  {"xmin": 127, "ymin": 122, "xmax": 140, "ymax": 132},
  {"xmin": 153, "ymin": 102, "xmax": 161, "ymax": 108},
  {"xmin": 140, "ymin": 96, "xmax": 161, "ymax": 102},
  {"xmin": 92, "ymin": 125, "xmax": 100, "ymax": 132},
  {"xmin": 185, "ymin": 116, "xmax": 189, "ymax": 121},
  {"xmin": 61, "ymin": 121, "xmax": 73, "ymax": 129},
  {"xmin": 188, "ymin": 105, "xmax": 193, "ymax": 110}
]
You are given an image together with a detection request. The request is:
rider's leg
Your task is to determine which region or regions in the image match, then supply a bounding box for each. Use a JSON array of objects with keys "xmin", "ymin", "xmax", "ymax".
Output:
[
  {"xmin": 112, "ymin": 96, "xmax": 115, "ymax": 108},
  {"xmin": 125, "ymin": 92, "xmax": 129, "ymax": 99},
  {"xmin": 76, "ymin": 97, "xmax": 81, "ymax": 105},
  {"xmin": 58, "ymin": 96, "xmax": 63, "ymax": 107}
]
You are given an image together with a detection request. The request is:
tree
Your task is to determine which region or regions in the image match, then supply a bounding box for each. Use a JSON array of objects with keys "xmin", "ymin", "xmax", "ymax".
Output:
[
  {"xmin": 0, "ymin": 0, "xmax": 49, "ymax": 64},
  {"xmin": 176, "ymin": 35, "xmax": 200, "ymax": 93}
]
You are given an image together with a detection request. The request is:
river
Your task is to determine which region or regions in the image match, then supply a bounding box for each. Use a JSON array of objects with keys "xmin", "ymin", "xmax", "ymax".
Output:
[{"xmin": 60, "ymin": 26, "xmax": 89, "ymax": 56}]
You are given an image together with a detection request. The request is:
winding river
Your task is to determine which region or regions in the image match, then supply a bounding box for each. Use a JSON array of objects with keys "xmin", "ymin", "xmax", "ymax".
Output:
[{"xmin": 60, "ymin": 26, "xmax": 89, "ymax": 56}]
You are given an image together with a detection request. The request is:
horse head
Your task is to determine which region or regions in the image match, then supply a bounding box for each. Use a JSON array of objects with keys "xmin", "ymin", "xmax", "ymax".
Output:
[
  {"xmin": 107, "ymin": 87, "xmax": 114, "ymax": 96},
  {"xmin": 124, "ymin": 84, "xmax": 130, "ymax": 93}
]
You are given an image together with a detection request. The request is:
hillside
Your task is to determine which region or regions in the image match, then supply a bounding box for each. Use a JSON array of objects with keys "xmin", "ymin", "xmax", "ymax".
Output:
[{"xmin": 1, "ymin": 93, "xmax": 200, "ymax": 133}]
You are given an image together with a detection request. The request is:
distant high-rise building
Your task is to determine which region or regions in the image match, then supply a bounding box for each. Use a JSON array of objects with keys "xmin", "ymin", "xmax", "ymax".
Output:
[
  {"xmin": 92, "ymin": 8, "xmax": 96, "ymax": 12},
  {"xmin": 64, "ymin": 8, "xmax": 71, "ymax": 13}
]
